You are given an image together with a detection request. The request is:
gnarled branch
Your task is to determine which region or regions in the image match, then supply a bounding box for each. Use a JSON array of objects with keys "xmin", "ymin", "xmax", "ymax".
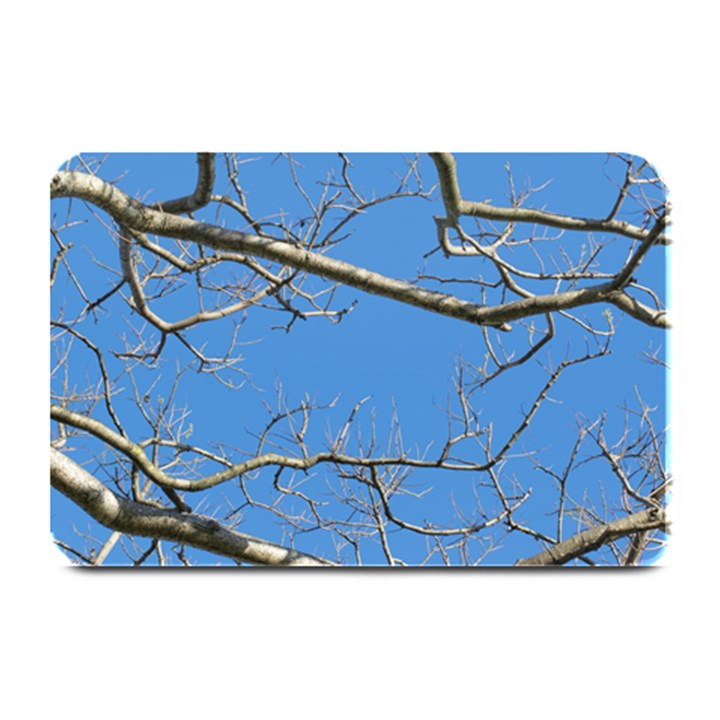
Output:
[
  {"xmin": 51, "ymin": 167, "xmax": 669, "ymax": 329},
  {"xmin": 515, "ymin": 507, "xmax": 669, "ymax": 566},
  {"xmin": 50, "ymin": 448, "xmax": 334, "ymax": 566}
]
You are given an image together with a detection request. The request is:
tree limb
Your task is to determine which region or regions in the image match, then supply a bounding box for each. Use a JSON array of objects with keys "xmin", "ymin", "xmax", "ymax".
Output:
[
  {"xmin": 50, "ymin": 404, "xmax": 498, "ymax": 492},
  {"xmin": 50, "ymin": 169, "xmax": 669, "ymax": 329},
  {"xmin": 50, "ymin": 447, "xmax": 334, "ymax": 566},
  {"xmin": 429, "ymin": 152, "xmax": 670, "ymax": 245},
  {"xmin": 152, "ymin": 152, "xmax": 215, "ymax": 215},
  {"xmin": 514, "ymin": 507, "xmax": 669, "ymax": 566}
]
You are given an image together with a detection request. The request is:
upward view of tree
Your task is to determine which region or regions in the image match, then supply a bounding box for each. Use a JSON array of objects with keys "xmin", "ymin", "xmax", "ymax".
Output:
[{"xmin": 50, "ymin": 151, "xmax": 670, "ymax": 566}]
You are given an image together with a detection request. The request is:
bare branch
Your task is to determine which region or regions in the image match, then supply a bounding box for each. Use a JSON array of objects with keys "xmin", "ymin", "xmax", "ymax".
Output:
[
  {"xmin": 430, "ymin": 152, "xmax": 670, "ymax": 244},
  {"xmin": 515, "ymin": 507, "xmax": 669, "ymax": 566},
  {"xmin": 51, "ymin": 448, "xmax": 334, "ymax": 566},
  {"xmin": 153, "ymin": 152, "xmax": 215, "ymax": 215},
  {"xmin": 51, "ymin": 153, "xmax": 669, "ymax": 566}
]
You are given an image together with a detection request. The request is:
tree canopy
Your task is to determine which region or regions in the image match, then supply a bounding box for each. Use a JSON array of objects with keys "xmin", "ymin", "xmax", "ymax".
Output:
[{"xmin": 50, "ymin": 152, "xmax": 670, "ymax": 566}]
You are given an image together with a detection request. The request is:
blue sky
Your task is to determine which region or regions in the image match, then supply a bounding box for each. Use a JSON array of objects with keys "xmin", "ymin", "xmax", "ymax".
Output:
[{"xmin": 51, "ymin": 151, "xmax": 668, "ymax": 566}]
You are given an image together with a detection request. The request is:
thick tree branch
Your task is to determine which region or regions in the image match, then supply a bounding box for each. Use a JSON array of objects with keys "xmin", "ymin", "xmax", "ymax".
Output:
[
  {"xmin": 429, "ymin": 152, "xmax": 670, "ymax": 245},
  {"xmin": 606, "ymin": 290, "xmax": 670, "ymax": 328},
  {"xmin": 117, "ymin": 225, "xmax": 282, "ymax": 333},
  {"xmin": 50, "ymin": 447, "xmax": 334, "ymax": 566},
  {"xmin": 50, "ymin": 154, "xmax": 670, "ymax": 566},
  {"xmin": 514, "ymin": 507, "xmax": 669, "ymax": 566},
  {"xmin": 51, "ymin": 170, "xmax": 517, "ymax": 329},
  {"xmin": 152, "ymin": 152, "xmax": 215, "ymax": 214},
  {"xmin": 51, "ymin": 170, "xmax": 668, "ymax": 329}
]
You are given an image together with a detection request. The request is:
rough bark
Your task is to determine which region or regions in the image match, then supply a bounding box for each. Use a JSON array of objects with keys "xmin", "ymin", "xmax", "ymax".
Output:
[
  {"xmin": 50, "ymin": 169, "xmax": 669, "ymax": 330},
  {"xmin": 515, "ymin": 507, "xmax": 669, "ymax": 566},
  {"xmin": 50, "ymin": 448, "xmax": 334, "ymax": 567}
]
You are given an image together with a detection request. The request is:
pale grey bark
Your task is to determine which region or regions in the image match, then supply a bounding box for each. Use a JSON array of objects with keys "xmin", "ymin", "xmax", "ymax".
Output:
[
  {"xmin": 50, "ymin": 167, "xmax": 669, "ymax": 330},
  {"xmin": 429, "ymin": 152, "xmax": 670, "ymax": 244},
  {"xmin": 515, "ymin": 507, "xmax": 669, "ymax": 566},
  {"xmin": 50, "ymin": 404, "xmax": 496, "ymax": 492},
  {"xmin": 429, "ymin": 152, "xmax": 670, "ymax": 329},
  {"xmin": 50, "ymin": 154, "xmax": 669, "ymax": 566},
  {"xmin": 50, "ymin": 448, "xmax": 334, "ymax": 567},
  {"xmin": 152, "ymin": 152, "xmax": 216, "ymax": 214}
]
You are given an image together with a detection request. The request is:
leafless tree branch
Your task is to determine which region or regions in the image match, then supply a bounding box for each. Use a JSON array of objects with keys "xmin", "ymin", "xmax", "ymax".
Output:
[
  {"xmin": 50, "ymin": 152, "xmax": 670, "ymax": 566},
  {"xmin": 51, "ymin": 448, "xmax": 334, "ymax": 566},
  {"xmin": 515, "ymin": 507, "xmax": 669, "ymax": 566}
]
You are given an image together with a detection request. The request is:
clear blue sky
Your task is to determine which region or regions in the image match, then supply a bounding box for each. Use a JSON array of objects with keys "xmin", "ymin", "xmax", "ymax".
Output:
[{"xmin": 50, "ymin": 152, "xmax": 668, "ymax": 565}]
